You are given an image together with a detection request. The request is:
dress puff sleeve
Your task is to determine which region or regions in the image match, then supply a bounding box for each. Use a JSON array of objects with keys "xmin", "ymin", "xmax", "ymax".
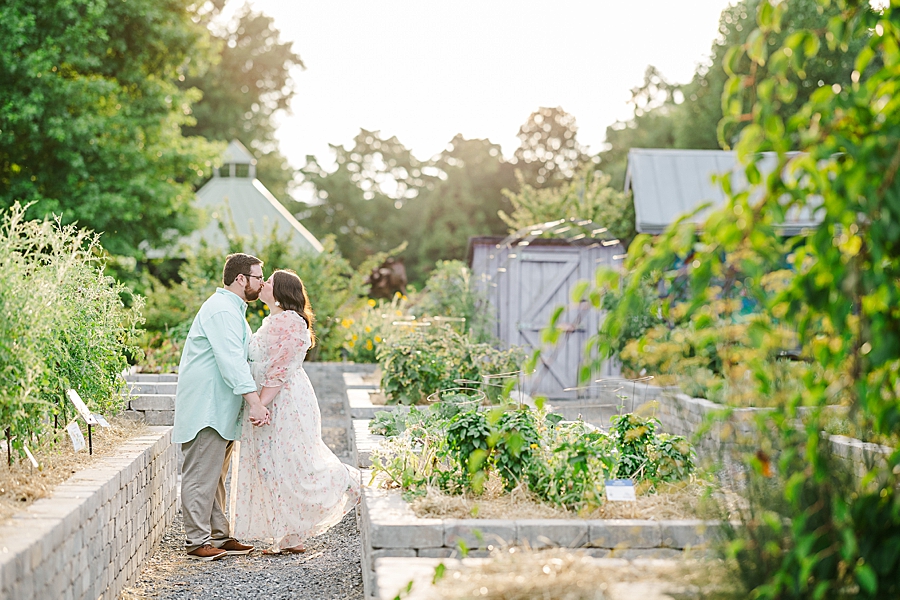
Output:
[{"xmin": 261, "ymin": 312, "xmax": 308, "ymax": 388}]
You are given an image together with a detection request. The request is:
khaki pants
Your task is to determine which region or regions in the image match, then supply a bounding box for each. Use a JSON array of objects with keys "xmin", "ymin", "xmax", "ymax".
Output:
[{"xmin": 182, "ymin": 427, "xmax": 234, "ymax": 551}]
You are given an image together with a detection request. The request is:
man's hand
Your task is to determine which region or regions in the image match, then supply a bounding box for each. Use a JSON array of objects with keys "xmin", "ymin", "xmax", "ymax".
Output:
[
  {"xmin": 243, "ymin": 391, "xmax": 270, "ymax": 426},
  {"xmin": 249, "ymin": 401, "xmax": 270, "ymax": 426}
]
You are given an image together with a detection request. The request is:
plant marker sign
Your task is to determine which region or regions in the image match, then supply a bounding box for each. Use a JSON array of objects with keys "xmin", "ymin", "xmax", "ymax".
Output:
[
  {"xmin": 65, "ymin": 389, "xmax": 98, "ymax": 425},
  {"xmin": 66, "ymin": 421, "xmax": 86, "ymax": 452},
  {"xmin": 23, "ymin": 445, "xmax": 39, "ymax": 469},
  {"xmin": 605, "ymin": 479, "xmax": 637, "ymax": 502}
]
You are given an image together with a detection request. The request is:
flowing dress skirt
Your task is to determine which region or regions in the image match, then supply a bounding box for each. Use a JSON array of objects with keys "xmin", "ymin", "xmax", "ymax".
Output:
[{"xmin": 234, "ymin": 366, "xmax": 361, "ymax": 551}]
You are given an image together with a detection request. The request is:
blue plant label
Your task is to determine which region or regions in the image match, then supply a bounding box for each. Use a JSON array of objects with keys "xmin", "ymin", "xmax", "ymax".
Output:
[{"xmin": 605, "ymin": 479, "xmax": 636, "ymax": 501}]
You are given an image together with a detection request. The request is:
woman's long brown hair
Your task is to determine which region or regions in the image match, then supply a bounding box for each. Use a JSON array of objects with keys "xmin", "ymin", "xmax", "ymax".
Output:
[{"xmin": 271, "ymin": 269, "xmax": 317, "ymax": 347}]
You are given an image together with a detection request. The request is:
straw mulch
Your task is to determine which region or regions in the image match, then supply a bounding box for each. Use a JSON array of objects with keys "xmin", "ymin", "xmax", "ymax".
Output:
[
  {"xmin": 0, "ymin": 416, "xmax": 147, "ymax": 521},
  {"xmin": 410, "ymin": 475, "xmax": 740, "ymax": 521},
  {"xmin": 428, "ymin": 548, "xmax": 737, "ymax": 600}
]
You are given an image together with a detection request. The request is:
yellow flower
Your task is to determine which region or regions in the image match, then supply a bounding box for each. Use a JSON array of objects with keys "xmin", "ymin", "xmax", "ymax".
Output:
[
  {"xmin": 258, "ymin": 310, "xmax": 264, "ymax": 317},
  {"xmin": 394, "ymin": 291, "xmax": 402, "ymax": 299},
  {"xmin": 341, "ymin": 318, "xmax": 352, "ymax": 328},
  {"xmin": 348, "ymin": 341, "xmax": 355, "ymax": 348},
  {"xmin": 351, "ymin": 334, "xmax": 358, "ymax": 341},
  {"xmin": 367, "ymin": 299, "xmax": 376, "ymax": 307},
  {"xmin": 395, "ymin": 310, "xmax": 402, "ymax": 316},
  {"xmin": 365, "ymin": 339, "xmax": 373, "ymax": 350},
  {"xmin": 262, "ymin": 304, "xmax": 269, "ymax": 310},
  {"xmin": 530, "ymin": 443, "xmax": 539, "ymax": 449},
  {"xmin": 364, "ymin": 326, "xmax": 372, "ymax": 333},
  {"xmin": 375, "ymin": 336, "xmax": 382, "ymax": 343},
  {"xmin": 401, "ymin": 294, "xmax": 408, "ymax": 301}
]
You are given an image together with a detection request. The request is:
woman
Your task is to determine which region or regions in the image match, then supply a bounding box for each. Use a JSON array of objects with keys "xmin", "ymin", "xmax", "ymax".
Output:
[{"xmin": 234, "ymin": 269, "xmax": 361, "ymax": 553}]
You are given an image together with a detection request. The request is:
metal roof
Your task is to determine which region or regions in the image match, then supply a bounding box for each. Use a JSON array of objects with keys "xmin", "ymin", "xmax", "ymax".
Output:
[
  {"xmin": 625, "ymin": 148, "xmax": 821, "ymax": 235},
  {"xmin": 222, "ymin": 139, "xmax": 256, "ymax": 165},
  {"xmin": 187, "ymin": 176, "xmax": 323, "ymax": 255}
]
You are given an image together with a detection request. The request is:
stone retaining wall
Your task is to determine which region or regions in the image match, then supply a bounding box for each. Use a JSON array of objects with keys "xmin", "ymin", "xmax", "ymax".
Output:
[
  {"xmin": 0, "ymin": 426, "xmax": 177, "ymax": 600},
  {"xmin": 359, "ymin": 486, "xmax": 722, "ymax": 599}
]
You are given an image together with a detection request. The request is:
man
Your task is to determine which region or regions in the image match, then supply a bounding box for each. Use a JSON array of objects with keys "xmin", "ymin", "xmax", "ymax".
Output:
[{"xmin": 172, "ymin": 253, "xmax": 271, "ymax": 561}]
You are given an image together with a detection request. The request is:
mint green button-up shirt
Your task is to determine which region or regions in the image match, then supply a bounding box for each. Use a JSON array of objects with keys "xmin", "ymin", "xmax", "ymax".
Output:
[{"xmin": 172, "ymin": 288, "xmax": 258, "ymax": 444}]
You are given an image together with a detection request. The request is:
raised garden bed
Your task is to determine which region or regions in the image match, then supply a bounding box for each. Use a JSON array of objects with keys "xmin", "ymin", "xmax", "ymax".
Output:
[
  {"xmin": 374, "ymin": 553, "xmax": 729, "ymax": 600},
  {"xmin": 0, "ymin": 426, "xmax": 177, "ymax": 600},
  {"xmin": 359, "ymin": 484, "xmax": 724, "ymax": 598}
]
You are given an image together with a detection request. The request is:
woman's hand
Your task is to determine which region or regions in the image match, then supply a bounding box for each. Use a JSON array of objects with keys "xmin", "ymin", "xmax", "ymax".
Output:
[{"xmin": 259, "ymin": 384, "xmax": 284, "ymax": 407}]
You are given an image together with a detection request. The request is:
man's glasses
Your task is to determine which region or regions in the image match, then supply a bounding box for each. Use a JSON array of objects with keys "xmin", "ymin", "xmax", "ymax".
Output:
[{"xmin": 242, "ymin": 273, "xmax": 264, "ymax": 282}]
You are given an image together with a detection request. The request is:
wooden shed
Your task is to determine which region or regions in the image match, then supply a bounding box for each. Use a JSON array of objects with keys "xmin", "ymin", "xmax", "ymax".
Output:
[{"xmin": 468, "ymin": 231, "xmax": 624, "ymax": 399}]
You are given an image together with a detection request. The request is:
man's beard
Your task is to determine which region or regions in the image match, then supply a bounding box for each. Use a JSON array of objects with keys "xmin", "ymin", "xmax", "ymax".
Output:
[{"xmin": 244, "ymin": 282, "xmax": 260, "ymax": 302}]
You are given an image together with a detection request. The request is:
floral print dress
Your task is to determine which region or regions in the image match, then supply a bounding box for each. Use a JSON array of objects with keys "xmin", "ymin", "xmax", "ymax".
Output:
[{"xmin": 234, "ymin": 311, "xmax": 361, "ymax": 551}]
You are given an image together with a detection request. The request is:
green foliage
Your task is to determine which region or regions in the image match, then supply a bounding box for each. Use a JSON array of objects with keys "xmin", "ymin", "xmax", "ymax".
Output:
[
  {"xmin": 377, "ymin": 323, "xmax": 526, "ymax": 406},
  {"xmin": 402, "ymin": 136, "xmax": 517, "ymax": 284},
  {"xmin": 0, "ymin": 0, "xmax": 222, "ymax": 258},
  {"xmin": 410, "ymin": 260, "xmax": 492, "ymax": 343},
  {"xmin": 591, "ymin": 0, "xmax": 900, "ymax": 595},
  {"xmin": 598, "ymin": 0, "xmax": 865, "ymax": 189},
  {"xmin": 182, "ymin": 2, "xmax": 304, "ymax": 204},
  {"xmin": 372, "ymin": 404, "xmax": 695, "ymax": 513},
  {"xmin": 338, "ymin": 297, "xmax": 400, "ymax": 363},
  {"xmin": 512, "ymin": 107, "xmax": 594, "ymax": 188},
  {"xmin": 500, "ymin": 165, "xmax": 636, "ymax": 245},
  {"xmin": 0, "ymin": 204, "xmax": 142, "ymax": 450},
  {"xmin": 378, "ymin": 325, "xmax": 480, "ymax": 405},
  {"xmin": 138, "ymin": 216, "xmax": 388, "ymax": 367},
  {"xmin": 525, "ymin": 421, "xmax": 613, "ymax": 512}
]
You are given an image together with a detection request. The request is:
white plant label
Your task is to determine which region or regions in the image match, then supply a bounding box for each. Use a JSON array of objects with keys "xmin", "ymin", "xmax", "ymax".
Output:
[
  {"xmin": 23, "ymin": 445, "xmax": 39, "ymax": 468},
  {"xmin": 66, "ymin": 421, "xmax": 86, "ymax": 453},
  {"xmin": 605, "ymin": 479, "xmax": 637, "ymax": 502},
  {"xmin": 92, "ymin": 413, "xmax": 110, "ymax": 428},
  {"xmin": 66, "ymin": 389, "xmax": 98, "ymax": 425}
]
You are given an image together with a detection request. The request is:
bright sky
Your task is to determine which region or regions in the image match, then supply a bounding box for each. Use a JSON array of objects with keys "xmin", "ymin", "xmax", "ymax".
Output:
[{"xmin": 242, "ymin": 0, "xmax": 736, "ymax": 196}]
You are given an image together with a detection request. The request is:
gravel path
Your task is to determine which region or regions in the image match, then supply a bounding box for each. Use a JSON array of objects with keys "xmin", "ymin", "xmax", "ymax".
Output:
[{"xmin": 122, "ymin": 510, "xmax": 364, "ymax": 600}]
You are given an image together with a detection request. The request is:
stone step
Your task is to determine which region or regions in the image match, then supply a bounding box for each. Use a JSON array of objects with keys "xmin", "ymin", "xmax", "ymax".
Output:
[
  {"xmin": 124, "ymin": 373, "xmax": 178, "ymax": 383},
  {"xmin": 127, "ymin": 394, "xmax": 175, "ymax": 411},
  {"xmin": 127, "ymin": 382, "xmax": 179, "ymax": 395}
]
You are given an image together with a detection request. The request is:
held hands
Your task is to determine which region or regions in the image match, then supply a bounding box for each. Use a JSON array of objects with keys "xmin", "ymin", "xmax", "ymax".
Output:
[
  {"xmin": 243, "ymin": 391, "xmax": 270, "ymax": 426},
  {"xmin": 249, "ymin": 401, "xmax": 270, "ymax": 427}
]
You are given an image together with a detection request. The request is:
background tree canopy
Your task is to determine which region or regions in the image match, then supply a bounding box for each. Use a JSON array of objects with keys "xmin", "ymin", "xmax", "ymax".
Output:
[
  {"xmin": 598, "ymin": 0, "xmax": 864, "ymax": 189},
  {"xmin": 181, "ymin": 1, "xmax": 304, "ymax": 204},
  {"xmin": 301, "ymin": 106, "xmax": 613, "ymax": 285},
  {"xmin": 0, "ymin": 0, "xmax": 221, "ymax": 258}
]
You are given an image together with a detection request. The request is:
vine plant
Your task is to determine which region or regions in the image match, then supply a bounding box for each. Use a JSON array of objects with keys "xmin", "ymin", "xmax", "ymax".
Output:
[{"xmin": 577, "ymin": 1, "xmax": 900, "ymax": 597}]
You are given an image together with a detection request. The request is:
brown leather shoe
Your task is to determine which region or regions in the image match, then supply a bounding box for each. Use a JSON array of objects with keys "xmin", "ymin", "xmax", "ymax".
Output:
[
  {"xmin": 187, "ymin": 544, "xmax": 227, "ymax": 561},
  {"xmin": 217, "ymin": 539, "xmax": 254, "ymax": 555}
]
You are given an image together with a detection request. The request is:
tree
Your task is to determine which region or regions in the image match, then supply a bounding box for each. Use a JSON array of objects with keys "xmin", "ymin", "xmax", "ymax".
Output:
[
  {"xmin": 181, "ymin": 3, "xmax": 304, "ymax": 204},
  {"xmin": 301, "ymin": 130, "xmax": 427, "ymax": 267},
  {"xmin": 591, "ymin": 0, "xmax": 900, "ymax": 594},
  {"xmin": 598, "ymin": 0, "xmax": 865, "ymax": 189},
  {"xmin": 500, "ymin": 165, "xmax": 635, "ymax": 245},
  {"xmin": 0, "ymin": 0, "xmax": 220, "ymax": 258},
  {"xmin": 405, "ymin": 135, "xmax": 516, "ymax": 283},
  {"xmin": 513, "ymin": 107, "xmax": 593, "ymax": 187}
]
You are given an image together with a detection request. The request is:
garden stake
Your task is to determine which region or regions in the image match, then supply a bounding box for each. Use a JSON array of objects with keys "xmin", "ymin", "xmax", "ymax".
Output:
[
  {"xmin": 5, "ymin": 428, "xmax": 10, "ymax": 468},
  {"xmin": 88, "ymin": 423, "xmax": 92, "ymax": 455}
]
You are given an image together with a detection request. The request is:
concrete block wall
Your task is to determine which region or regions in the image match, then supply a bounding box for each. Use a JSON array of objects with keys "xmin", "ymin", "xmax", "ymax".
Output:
[
  {"xmin": 123, "ymin": 373, "xmax": 178, "ymax": 426},
  {"xmin": 359, "ymin": 486, "xmax": 722, "ymax": 598},
  {"xmin": 0, "ymin": 427, "xmax": 177, "ymax": 600}
]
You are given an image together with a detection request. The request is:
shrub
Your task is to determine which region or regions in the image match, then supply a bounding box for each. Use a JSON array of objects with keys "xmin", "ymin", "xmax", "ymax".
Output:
[
  {"xmin": 0, "ymin": 204, "xmax": 142, "ymax": 452},
  {"xmin": 378, "ymin": 323, "xmax": 525, "ymax": 405}
]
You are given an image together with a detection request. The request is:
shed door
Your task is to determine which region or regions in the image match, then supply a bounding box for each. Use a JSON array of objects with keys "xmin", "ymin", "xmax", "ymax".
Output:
[{"xmin": 511, "ymin": 250, "xmax": 586, "ymax": 396}]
